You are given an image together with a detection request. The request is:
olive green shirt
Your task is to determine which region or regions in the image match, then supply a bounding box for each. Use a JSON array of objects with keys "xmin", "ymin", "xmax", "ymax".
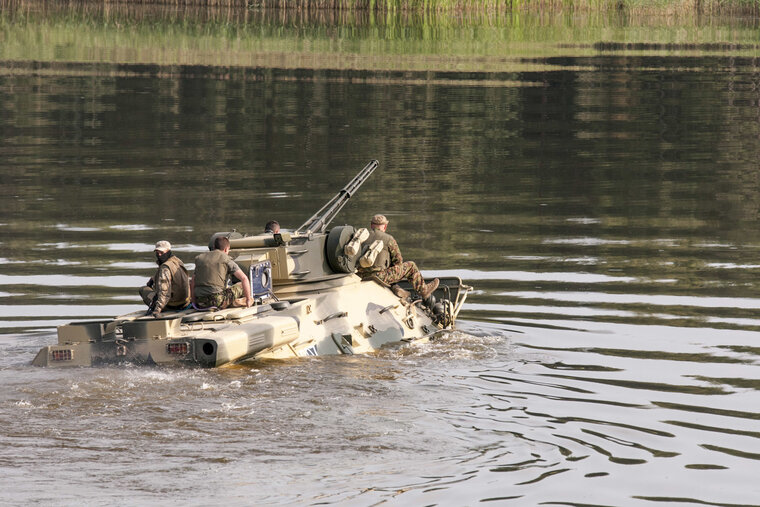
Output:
[{"xmin": 193, "ymin": 250, "xmax": 241, "ymax": 298}]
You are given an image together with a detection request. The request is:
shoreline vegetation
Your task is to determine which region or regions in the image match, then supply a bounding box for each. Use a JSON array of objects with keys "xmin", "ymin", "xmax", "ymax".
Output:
[
  {"xmin": 2, "ymin": 0, "xmax": 760, "ymax": 74},
  {"xmin": 1, "ymin": 0, "xmax": 759, "ymax": 14}
]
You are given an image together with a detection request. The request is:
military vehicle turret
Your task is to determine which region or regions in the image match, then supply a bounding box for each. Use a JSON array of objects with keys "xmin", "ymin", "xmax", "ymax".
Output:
[{"xmin": 32, "ymin": 160, "xmax": 472, "ymax": 368}]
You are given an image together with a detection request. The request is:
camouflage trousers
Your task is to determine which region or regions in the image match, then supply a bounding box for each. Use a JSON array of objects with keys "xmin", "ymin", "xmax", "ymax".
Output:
[
  {"xmin": 374, "ymin": 261, "xmax": 426, "ymax": 294},
  {"xmin": 194, "ymin": 283, "xmax": 245, "ymax": 310},
  {"xmin": 139, "ymin": 286, "xmax": 189, "ymax": 311}
]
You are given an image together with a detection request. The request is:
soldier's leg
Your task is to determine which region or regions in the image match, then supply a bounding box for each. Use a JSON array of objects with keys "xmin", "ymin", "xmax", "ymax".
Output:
[
  {"xmin": 377, "ymin": 262, "xmax": 426, "ymax": 293},
  {"xmin": 200, "ymin": 286, "xmax": 241, "ymax": 310},
  {"xmin": 225, "ymin": 283, "xmax": 246, "ymax": 308},
  {"xmin": 139, "ymin": 286, "xmax": 156, "ymax": 306},
  {"xmin": 375, "ymin": 264, "xmax": 407, "ymax": 286},
  {"xmin": 195, "ymin": 292, "xmax": 221, "ymax": 309},
  {"xmin": 399, "ymin": 261, "xmax": 426, "ymax": 293}
]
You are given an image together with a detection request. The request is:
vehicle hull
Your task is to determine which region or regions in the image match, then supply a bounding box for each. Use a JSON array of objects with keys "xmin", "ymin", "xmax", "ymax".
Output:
[
  {"xmin": 32, "ymin": 161, "xmax": 473, "ymax": 368},
  {"xmin": 32, "ymin": 275, "xmax": 470, "ymax": 368}
]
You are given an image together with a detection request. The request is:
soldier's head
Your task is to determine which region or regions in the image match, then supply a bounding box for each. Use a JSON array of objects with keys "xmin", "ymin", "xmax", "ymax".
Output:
[
  {"xmin": 264, "ymin": 220, "xmax": 280, "ymax": 234},
  {"xmin": 154, "ymin": 240, "xmax": 172, "ymax": 264},
  {"xmin": 214, "ymin": 236, "xmax": 231, "ymax": 253},
  {"xmin": 370, "ymin": 214, "xmax": 388, "ymax": 231}
]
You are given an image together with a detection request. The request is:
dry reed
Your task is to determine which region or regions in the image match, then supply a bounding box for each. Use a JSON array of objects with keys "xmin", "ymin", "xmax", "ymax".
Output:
[{"xmin": 1, "ymin": 0, "xmax": 758, "ymax": 15}]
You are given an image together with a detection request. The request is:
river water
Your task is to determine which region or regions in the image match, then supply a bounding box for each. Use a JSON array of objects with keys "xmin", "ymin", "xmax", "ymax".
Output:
[{"xmin": 1, "ymin": 4, "xmax": 760, "ymax": 505}]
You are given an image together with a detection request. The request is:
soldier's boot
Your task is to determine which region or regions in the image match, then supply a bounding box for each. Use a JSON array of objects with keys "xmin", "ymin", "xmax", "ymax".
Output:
[
  {"xmin": 419, "ymin": 278, "xmax": 439, "ymax": 299},
  {"xmin": 391, "ymin": 284, "xmax": 411, "ymax": 299}
]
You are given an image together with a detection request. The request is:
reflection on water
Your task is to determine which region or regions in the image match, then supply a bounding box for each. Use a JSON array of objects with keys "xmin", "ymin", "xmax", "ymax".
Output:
[{"xmin": 1, "ymin": 3, "xmax": 760, "ymax": 505}]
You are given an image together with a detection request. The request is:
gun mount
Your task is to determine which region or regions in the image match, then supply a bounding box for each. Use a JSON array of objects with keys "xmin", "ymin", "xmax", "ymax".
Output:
[
  {"xmin": 296, "ymin": 159, "xmax": 378, "ymax": 235},
  {"xmin": 217, "ymin": 160, "xmax": 379, "ymax": 286}
]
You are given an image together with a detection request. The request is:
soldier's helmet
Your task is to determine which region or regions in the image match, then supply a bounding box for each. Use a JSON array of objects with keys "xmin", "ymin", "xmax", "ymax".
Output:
[{"xmin": 371, "ymin": 214, "xmax": 388, "ymax": 226}]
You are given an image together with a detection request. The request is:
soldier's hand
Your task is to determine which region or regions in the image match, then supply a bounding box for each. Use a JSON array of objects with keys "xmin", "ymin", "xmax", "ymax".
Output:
[{"xmin": 245, "ymin": 296, "xmax": 253, "ymax": 308}]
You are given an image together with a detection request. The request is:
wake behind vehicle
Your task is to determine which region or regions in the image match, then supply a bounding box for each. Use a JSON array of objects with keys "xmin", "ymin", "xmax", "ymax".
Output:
[{"xmin": 32, "ymin": 160, "xmax": 472, "ymax": 368}]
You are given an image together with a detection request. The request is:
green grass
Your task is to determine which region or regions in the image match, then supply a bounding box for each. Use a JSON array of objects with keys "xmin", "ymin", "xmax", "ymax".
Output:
[
  {"xmin": 1, "ymin": 0, "xmax": 759, "ymax": 13},
  {"xmin": 1, "ymin": 0, "xmax": 759, "ymax": 74}
]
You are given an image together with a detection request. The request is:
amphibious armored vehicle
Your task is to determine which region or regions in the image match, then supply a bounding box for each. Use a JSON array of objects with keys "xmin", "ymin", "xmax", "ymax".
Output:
[{"xmin": 32, "ymin": 160, "xmax": 472, "ymax": 368}]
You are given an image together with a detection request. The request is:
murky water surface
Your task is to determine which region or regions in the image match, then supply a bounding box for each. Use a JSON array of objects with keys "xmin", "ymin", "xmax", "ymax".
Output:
[{"xmin": 1, "ymin": 4, "xmax": 760, "ymax": 505}]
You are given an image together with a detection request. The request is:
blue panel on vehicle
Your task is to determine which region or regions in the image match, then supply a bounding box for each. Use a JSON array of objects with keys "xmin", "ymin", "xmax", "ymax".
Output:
[{"xmin": 249, "ymin": 260, "xmax": 273, "ymax": 297}]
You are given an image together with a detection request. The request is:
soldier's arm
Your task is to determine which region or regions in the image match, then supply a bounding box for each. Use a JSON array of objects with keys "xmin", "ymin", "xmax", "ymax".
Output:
[
  {"xmin": 389, "ymin": 238, "xmax": 403, "ymax": 266},
  {"xmin": 152, "ymin": 264, "xmax": 173, "ymax": 313},
  {"xmin": 232, "ymin": 269, "xmax": 253, "ymax": 307}
]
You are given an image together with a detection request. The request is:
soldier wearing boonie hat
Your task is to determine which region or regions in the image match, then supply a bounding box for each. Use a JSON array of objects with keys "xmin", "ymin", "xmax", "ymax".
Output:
[
  {"xmin": 357, "ymin": 214, "xmax": 439, "ymax": 299},
  {"xmin": 138, "ymin": 240, "xmax": 191, "ymax": 317}
]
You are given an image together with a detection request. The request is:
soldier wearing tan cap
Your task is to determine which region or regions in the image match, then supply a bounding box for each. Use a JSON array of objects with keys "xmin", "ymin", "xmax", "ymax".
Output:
[
  {"xmin": 357, "ymin": 214, "xmax": 439, "ymax": 299},
  {"xmin": 139, "ymin": 240, "xmax": 191, "ymax": 317}
]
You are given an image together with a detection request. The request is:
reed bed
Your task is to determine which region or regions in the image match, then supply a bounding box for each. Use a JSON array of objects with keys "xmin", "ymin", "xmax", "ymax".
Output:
[
  {"xmin": 3, "ymin": 0, "xmax": 759, "ymax": 77},
  {"xmin": 1, "ymin": 0, "xmax": 759, "ymax": 14}
]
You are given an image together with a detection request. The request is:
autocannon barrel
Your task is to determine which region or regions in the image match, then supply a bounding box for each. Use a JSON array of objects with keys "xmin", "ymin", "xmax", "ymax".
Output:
[{"xmin": 296, "ymin": 159, "xmax": 378, "ymax": 235}]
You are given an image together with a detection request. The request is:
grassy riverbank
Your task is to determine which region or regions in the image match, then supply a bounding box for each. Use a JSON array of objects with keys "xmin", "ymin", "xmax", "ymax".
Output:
[
  {"xmin": 2, "ymin": 0, "xmax": 759, "ymax": 75},
  {"xmin": 2, "ymin": 0, "xmax": 759, "ymax": 14},
  {"xmin": 3, "ymin": 2, "xmax": 760, "ymax": 74}
]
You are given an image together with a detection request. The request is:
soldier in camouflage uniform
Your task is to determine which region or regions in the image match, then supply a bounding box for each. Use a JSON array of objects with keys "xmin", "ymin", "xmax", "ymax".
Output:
[
  {"xmin": 191, "ymin": 236, "xmax": 253, "ymax": 310},
  {"xmin": 356, "ymin": 214, "xmax": 439, "ymax": 299},
  {"xmin": 139, "ymin": 240, "xmax": 191, "ymax": 317}
]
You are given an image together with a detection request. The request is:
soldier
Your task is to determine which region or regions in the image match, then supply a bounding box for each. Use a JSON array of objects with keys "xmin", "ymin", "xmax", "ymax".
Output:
[
  {"xmin": 139, "ymin": 240, "xmax": 191, "ymax": 317},
  {"xmin": 356, "ymin": 214, "xmax": 439, "ymax": 299},
  {"xmin": 191, "ymin": 236, "xmax": 253, "ymax": 309},
  {"xmin": 264, "ymin": 220, "xmax": 280, "ymax": 234}
]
